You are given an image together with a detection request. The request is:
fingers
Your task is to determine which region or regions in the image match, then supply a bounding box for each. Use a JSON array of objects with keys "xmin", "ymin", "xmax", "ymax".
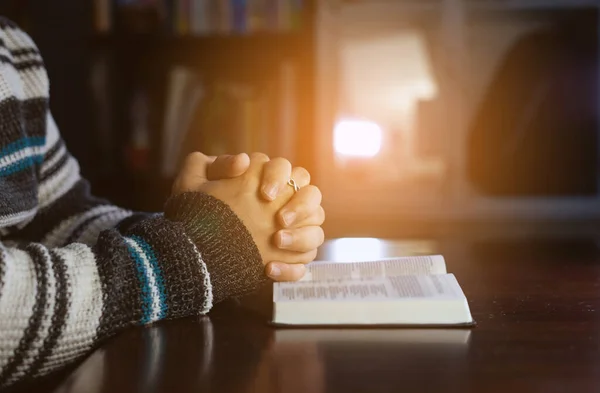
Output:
[
  {"xmin": 274, "ymin": 226, "xmax": 325, "ymax": 253},
  {"xmin": 265, "ymin": 247, "xmax": 319, "ymax": 281},
  {"xmin": 207, "ymin": 153, "xmax": 250, "ymax": 180},
  {"xmin": 260, "ymin": 157, "xmax": 293, "ymax": 201},
  {"xmin": 265, "ymin": 262, "xmax": 306, "ymax": 282},
  {"xmin": 263, "ymin": 165, "xmax": 311, "ymax": 201},
  {"xmin": 291, "ymin": 166, "xmax": 311, "ymax": 187},
  {"xmin": 246, "ymin": 152, "xmax": 270, "ymax": 177},
  {"xmin": 171, "ymin": 152, "xmax": 216, "ymax": 195},
  {"xmin": 277, "ymin": 185, "xmax": 323, "ymax": 228}
]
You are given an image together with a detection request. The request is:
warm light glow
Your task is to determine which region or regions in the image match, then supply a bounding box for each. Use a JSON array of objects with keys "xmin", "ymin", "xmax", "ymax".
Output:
[
  {"xmin": 329, "ymin": 238, "xmax": 385, "ymax": 262},
  {"xmin": 341, "ymin": 31, "xmax": 439, "ymax": 126},
  {"xmin": 334, "ymin": 119, "xmax": 383, "ymax": 157}
]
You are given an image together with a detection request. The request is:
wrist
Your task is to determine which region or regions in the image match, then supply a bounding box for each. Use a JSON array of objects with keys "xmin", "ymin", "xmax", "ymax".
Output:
[
  {"xmin": 164, "ymin": 192, "xmax": 266, "ymax": 303},
  {"xmin": 95, "ymin": 215, "xmax": 214, "ymax": 335}
]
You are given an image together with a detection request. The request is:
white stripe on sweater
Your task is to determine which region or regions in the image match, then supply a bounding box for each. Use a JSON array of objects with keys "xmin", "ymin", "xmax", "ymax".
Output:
[
  {"xmin": 0, "ymin": 207, "xmax": 37, "ymax": 230},
  {"xmin": 38, "ymin": 156, "xmax": 80, "ymax": 209},
  {"xmin": 0, "ymin": 28, "xmax": 48, "ymax": 100},
  {"xmin": 38, "ymin": 244, "xmax": 103, "ymax": 374},
  {"xmin": 0, "ymin": 62, "xmax": 47, "ymax": 101},
  {"xmin": 0, "ymin": 246, "xmax": 37, "ymax": 370},
  {"xmin": 2, "ymin": 27, "xmax": 38, "ymax": 51},
  {"xmin": 40, "ymin": 143, "xmax": 66, "ymax": 175},
  {"xmin": 0, "ymin": 44, "xmax": 43, "ymax": 62},
  {"xmin": 42, "ymin": 205, "xmax": 124, "ymax": 248},
  {"xmin": 10, "ymin": 245, "xmax": 56, "ymax": 382},
  {"xmin": 124, "ymin": 237, "xmax": 163, "ymax": 323},
  {"xmin": 17, "ymin": 66, "xmax": 49, "ymax": 100},
  {"xmin": 0, "ymin": 62, "xmax": 24, "ymax": 101},
  {"xmin": 42, "ymin": 114, "xmax": 60, "ymax": 157},
  {"xmin": 0, "ymin": 145, "xmax": 43, "ymax": 170},
  {"xmin": 186, "ymin": 239, "xmax": 213, "ymax": 314}
]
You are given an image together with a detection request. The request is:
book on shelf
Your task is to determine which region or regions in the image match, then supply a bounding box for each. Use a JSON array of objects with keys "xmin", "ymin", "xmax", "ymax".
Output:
[
  {"xmin": 272, "ymin": 255, "xmax": 475, "ymax": 327},
  {"xmin": 161, "ymin": 66, "xmax": 204, "ymax": 177},
  {"xmin": 93, "ymin": 60, "xmax": 297, "ymax": 178},
  {"xmin": 94, "ymin": 0, "xmax": 304, "ymax": 35},
  {"xmin": 171, "ymin": 61, "xmax": 295, "ymax": 168}
]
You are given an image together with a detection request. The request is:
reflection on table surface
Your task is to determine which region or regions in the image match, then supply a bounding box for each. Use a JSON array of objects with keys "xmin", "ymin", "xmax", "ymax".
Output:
[{"xmin": 18, "ymin": 237, "xmax": 600, "ymax": 393}]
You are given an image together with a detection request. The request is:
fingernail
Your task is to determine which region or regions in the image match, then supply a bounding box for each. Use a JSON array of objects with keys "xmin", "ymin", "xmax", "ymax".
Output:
[
  {"xmin": 262, "ymin": 184, "xmax": 279, "ymax": 200},
  {"xmin": 268, "ymin": 264, "xmax": 281, "ymax": 278},
  {"xmin": 282, "ymin": 211, "xmax": 296, "ymax": 227},
  {"xmin": 279, "ymin": 231, "xmax": 293, "ymax": 248}
]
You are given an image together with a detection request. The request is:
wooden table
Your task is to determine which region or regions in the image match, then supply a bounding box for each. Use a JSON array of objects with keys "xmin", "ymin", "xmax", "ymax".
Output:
[{"xmin": 22, "ymin": 237, "xmax": 600, "ymax": 393}]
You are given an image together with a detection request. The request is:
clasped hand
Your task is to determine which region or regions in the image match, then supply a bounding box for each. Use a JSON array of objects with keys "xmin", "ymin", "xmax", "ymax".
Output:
[{"xmin": 172, "ymin": 152, "xmax": 325, "ymax": 282}]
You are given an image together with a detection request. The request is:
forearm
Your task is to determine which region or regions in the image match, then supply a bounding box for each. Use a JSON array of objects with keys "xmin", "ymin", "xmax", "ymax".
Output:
[
  {"xmin": 0, "ymin": 193, "xmax": 266, "ymax": 388},
  {"xmin": 0, "ymin": 216, "xmax": 201, "ymax": 387}
]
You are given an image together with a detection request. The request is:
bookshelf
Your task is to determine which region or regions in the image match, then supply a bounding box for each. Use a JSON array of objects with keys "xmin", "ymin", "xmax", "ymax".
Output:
[{"xmin": 88, "ymin": 0, "xmax": 317, "ymax": 211}]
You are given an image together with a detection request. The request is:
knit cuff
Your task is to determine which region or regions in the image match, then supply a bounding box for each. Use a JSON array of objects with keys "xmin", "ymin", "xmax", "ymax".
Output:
[
  {"xmin": 94, "ymin": 215, "xmax": 213, "ymax": 336},
  {"xmin": 164, "ymin": 192, "xmax": 266, "ymax": 304}
]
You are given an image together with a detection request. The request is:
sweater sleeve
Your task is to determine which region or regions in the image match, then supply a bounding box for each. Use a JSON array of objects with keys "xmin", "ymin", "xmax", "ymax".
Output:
[
  {"xmin": 0, "ymin": 17, "xmax": 267, "ymax": 389},
  {"xmin": 0, "ymin": 199, "xmax": 265, "ymax": 389}
]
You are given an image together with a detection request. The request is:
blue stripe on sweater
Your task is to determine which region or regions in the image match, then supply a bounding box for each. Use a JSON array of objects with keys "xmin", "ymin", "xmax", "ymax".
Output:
[
  {"xmin": 0, "ymin": 136, "xmax": 46, "ymax": 177},
  {"xmin": 125, "ymin": 237, "xmax": 167, "ymax": 324},
  {"xmin": 130, "ymin": 235, "xmax": 167, "ymax": 320},
  {"xmin": 0, "ymin": 136, "xmax": 45, "ymax": 158},
  {"xmin": 0, "ymin": 155, "xmax": 44, "ymax": 177},
  {"xmin": 125, "ymin": 241, "xmax": 153, "ymax": 324}
]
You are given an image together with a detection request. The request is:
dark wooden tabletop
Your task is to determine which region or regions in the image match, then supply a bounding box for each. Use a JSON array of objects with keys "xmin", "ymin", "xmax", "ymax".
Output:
[{"xmin": 20, "ymin": 237, "xmax": 600, "ymax": 393}]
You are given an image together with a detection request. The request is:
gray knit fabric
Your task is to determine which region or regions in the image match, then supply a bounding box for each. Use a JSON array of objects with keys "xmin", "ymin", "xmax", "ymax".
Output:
[{"xmin": 0, "ymin": 18, "xmax": 264, "ymax": 389}]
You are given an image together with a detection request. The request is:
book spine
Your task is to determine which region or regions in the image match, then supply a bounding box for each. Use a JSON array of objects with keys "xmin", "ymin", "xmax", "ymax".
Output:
[
  {"xmin": 163, "ymin": 0, "xmax": 175, "ymax": 34},
  {"xmin": 94, "ymin": 0, "xmax": 113, "ymax": 33},
  {"xmin": 190, "ymin": 0, "xmax": 210, "ymax": 35},
  {"xmin": 216, "ymin": 0, "xmax": 232, "ymax": 34},
  {"xmin": 265, "ymin": 0, "xmax": 278, "ymax": 32},
  {"xmin": 175, "ymin": 0, "xmax": 190, "ymax": 35},
  {"xmin": 231, "ymin": 0, "xmax": 248, "ymax": 34},
  {"xmin": 290, "ymin": 0, "xmax": 302, "ymax": 30}
]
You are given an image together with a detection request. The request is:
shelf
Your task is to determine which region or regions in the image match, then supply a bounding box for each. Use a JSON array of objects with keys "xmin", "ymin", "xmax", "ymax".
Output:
[
  {"xmin": 90, "ymin": 32, "xmax": 308, "ymax": 77},
  {"xmin": 91, "ymin": 32, "xmax": 305, "ymax": 54},
  {"xmin": 468, "ymin": 0, "xmax": 600, "ymax": 10},
  {"xmin": 342, "ymin": 0, "xmax": 600, "ymax": 15}
]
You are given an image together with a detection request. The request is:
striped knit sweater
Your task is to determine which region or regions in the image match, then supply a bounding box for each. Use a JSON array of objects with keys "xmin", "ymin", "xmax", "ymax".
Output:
[{"xmin": 0, "ymin": 18, "xmax": 266, "ymax": 388}]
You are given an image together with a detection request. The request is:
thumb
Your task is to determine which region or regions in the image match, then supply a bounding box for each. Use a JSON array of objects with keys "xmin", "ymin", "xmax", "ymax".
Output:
[
  {"xmin": 265, "ymin": 262, "xmax": 306, "ymax": 282},
  {"xmin": 172, "ymin": 152, "xmax": 216, "ymax": 195},
  {"xmin": 207, "ymin": 153, "xmax": 250, "ymax": 180}
]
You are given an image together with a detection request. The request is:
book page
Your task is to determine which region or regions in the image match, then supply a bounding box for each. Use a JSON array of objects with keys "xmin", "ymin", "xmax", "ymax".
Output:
[
  {"xmin": 275, "ymin": 274, "xmax": 464, "ymax": 302},
  {"xmin": 300, "ymin": 255, "xmax": 446, "ymax": 282}
]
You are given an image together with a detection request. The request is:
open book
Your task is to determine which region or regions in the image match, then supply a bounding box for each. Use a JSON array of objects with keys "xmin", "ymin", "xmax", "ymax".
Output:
[{"xmin": 272, "ymin": 255, "xmax": 474, "ymax": 327}]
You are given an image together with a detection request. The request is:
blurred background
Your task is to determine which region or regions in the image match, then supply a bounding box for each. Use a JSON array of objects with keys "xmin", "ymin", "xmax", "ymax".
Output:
[{"xmin": 3, "ymin": 0, "xmax": 600, "ymax": 240}]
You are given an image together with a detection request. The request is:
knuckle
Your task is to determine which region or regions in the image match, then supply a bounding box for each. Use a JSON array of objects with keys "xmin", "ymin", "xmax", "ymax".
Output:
[
  {"xmin": 303, "ymin": 249, "xmax": 318, "ymax": 264},
  {"xmin": 270, "ymin": 157, "xmax": 292, "ymax": 168},
  {"xmin": 304, "ymin": 185, "xmax": 322, "ymax": 202},
  {"xmin": 317, "ymin": 228, "xmax": 325, "ymax": 245},
  {"xmin": 264, "ymin": 158, "xmax": 292, "ymax": 180},
  {"xmin": 318, "ymin": 206, "xmax": 326, "ymax": 224},
  {"xmin": 184, "ymin": 151, "xmax": 205, "ymax": 164},
  {"xmin": 292, "ymin": 265, "xmax": 307, "ymax": 281},
  {"xmin": 250, "ymin": 152, "xmax": 270, "ymax": 162},
  {"xmin": 279, "ymin": 266, "xmax": 303, "ymax": 282},
  {"xmin": 294, "ymin": 166, "xmax": 311, "ymax": 183}
]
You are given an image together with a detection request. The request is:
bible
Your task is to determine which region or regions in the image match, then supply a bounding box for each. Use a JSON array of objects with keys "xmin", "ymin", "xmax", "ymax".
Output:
[{"xmin": 272, "ymin": 255, "xmax": 474, "ymax": 327}]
